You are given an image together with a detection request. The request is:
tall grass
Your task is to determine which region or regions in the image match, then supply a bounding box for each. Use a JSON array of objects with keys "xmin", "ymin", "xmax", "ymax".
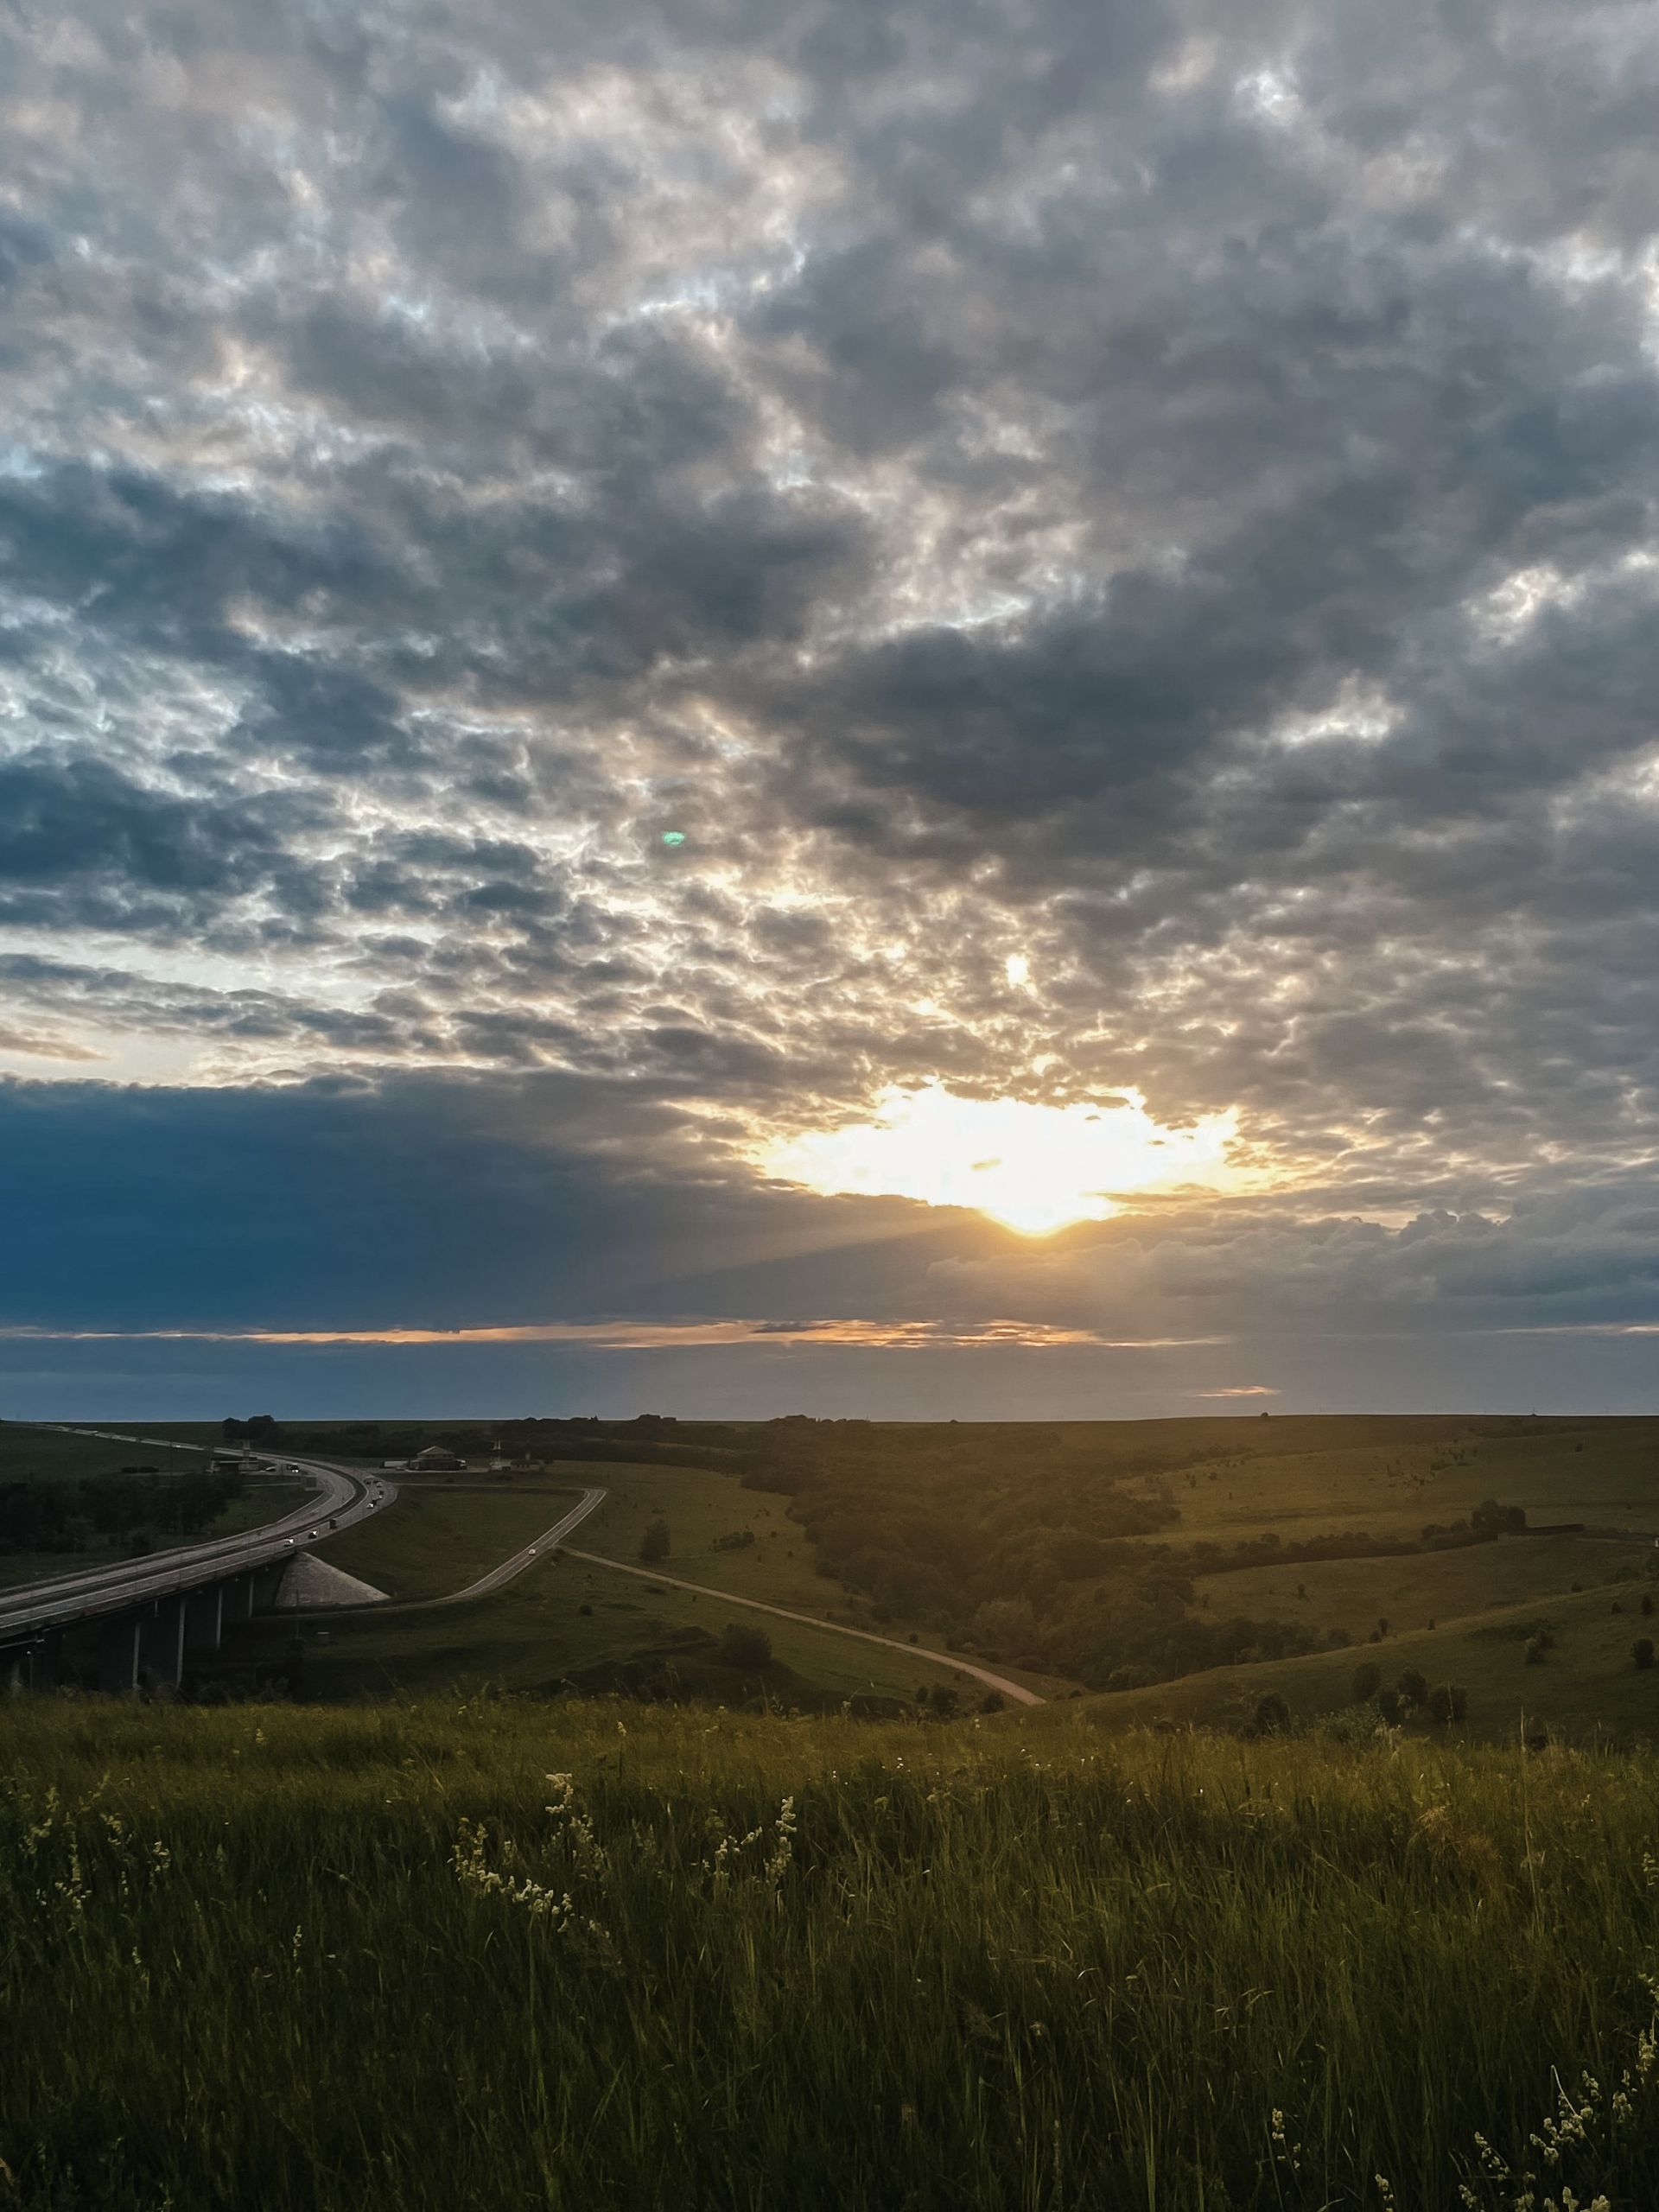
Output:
[{"xmin": 5, "ymin": 1697, "xmax": 1659, "ymax": 2209}]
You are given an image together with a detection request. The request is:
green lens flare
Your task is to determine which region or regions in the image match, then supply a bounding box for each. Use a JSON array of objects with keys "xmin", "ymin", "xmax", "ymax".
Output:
[{"xmin": 661, "ymin": 830, "xmax": 686, "ymax": 846}]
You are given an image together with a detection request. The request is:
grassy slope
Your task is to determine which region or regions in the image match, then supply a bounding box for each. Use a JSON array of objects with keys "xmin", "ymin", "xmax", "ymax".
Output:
[
  {"xmin": 574, "ymin": 1460, "xmax": 1069, "ymax": 1695},
  {"xmin": 0, "ymin": 1427, "xmax": 209, "ymax": 1482},
  {"xmin": 315, "ymin": 1484, "xmax": 580, "ymax": 1599},
  {"xmin": 1161, "ymin": 1414, "xmax": 1659, "ymax": 1542},
  {"xmin": 8, "ymin": 1699, "xmax": 1659, "ymax": 2209},
  {"xmin": 1091, "ymin": 1580, "xmax": 1659, "ymax": 1741},
  {"xmin": 1194, "ymin": 1532, "xmax": 1656, "ymax": 1639}
]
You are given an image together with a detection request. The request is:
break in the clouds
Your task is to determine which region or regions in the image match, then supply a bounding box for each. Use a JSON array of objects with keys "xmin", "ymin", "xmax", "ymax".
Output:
[{"xmin": 3, "ymin": 0, "xmax": 1658, "ymax": 1413}]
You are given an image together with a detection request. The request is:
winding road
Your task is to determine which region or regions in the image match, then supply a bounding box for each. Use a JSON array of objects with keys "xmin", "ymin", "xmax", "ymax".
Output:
[
  {"xmin": 563, "ymin": 1545, "xmax": 1046, "ymax": 1707},
  {"xmin": 377, "ymin": 1486, "xmax": 610, "ymax": 1611}
]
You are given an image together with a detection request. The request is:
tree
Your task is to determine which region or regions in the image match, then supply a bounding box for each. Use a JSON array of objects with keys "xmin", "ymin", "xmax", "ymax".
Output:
[
  {"xmin": 716, "ymin": 1621, "xmax": 772, "ymax": 1669},
  {"xmin": 1375, "ymin": 1688, "xmax": 1402, "ymax": 1726},
  {"xmin": 1524, "ymin": 1635, "xmax": 1547, "ymax": 1665},
  {"xmin": 638, "ymin": 1516, "xmax": 670, "ymax": 1564},
  {"xmin": 1471, "ymin": 1498, "xmax": 1526, "ymax": 1539},
  {"xmin": 1253, "ymin": 1692, "xmax": 1291, "ymax": 1734},
  {"xmin": 1351, "ymin": 1662, "xmax": 1382, "ymax": 1703},
  {"xmin": 1398, "ymin": 1668, "xmax": 1430, "ymax": 1710},
  {"xmin": 1634, "ymin": 1639, "xmax": 1655, "ymax": 1670}
]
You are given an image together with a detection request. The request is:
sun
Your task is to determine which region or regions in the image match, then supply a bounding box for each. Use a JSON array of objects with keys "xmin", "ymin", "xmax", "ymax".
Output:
[{"xmin": 758, "ymin": 1084, "xmax": 1239, "ymax": 1236}]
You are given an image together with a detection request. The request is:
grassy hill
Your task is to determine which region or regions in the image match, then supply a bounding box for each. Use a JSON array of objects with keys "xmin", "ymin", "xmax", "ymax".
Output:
[
  {"xmin": 1092, "ymin": 1579, "xmax": 1659, "ymax": 1742},
  {"xmin": 8, "ymin": 1695, "xmax": 1659, "ymax": 2209}
]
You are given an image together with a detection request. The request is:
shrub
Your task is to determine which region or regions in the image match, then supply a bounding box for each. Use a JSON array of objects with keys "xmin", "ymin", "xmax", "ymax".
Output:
[
  {"xmin": 1351, "ymin": 1662, "xmax": 1381, "ymax": 1702},
  {"xmin": 1524, "ymin": 1636, "xmax": 1547, "ymax": 1665},
  {"xmin": 1398, "ymin": 1668, "xmax": 1429, "ymax": 1709},
  {"xmin": 1374, "ymin": 1688, "xmax": 1402, "ymax": 1726},
  {"xmin": 638, "ymin": 1517, "xmax": 671, "ymax": 1564},
  {"xmin": 1253, "ymin": 1692, "xmax": 1291, "ymax": 1735},
  {"xmin": 716, "ymin": 1622, "xmax": 772, "ymax": 1670},
  {"xmin": 1634, "ymin": 1639, "xmax": 1655, "ymax": 1671},
  {"xmin": 1644, "ymin": 1593, "xmax": 1655, "ymax": 1618}
]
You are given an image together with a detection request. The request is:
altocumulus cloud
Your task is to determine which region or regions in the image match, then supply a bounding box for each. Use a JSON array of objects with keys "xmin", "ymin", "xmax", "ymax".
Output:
[{"xmin": 2, "ymin": 0, "xmax": 1658, "ymax": 1414}]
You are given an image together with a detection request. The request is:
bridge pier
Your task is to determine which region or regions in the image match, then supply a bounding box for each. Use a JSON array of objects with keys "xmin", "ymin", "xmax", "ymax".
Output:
[
  {"xmin": 4, "ymin": 1630, "xmax": 61, "ymax": 1694},
  {"xmin": 29, "ymin": 1629, "xmax": 62, "ymax": 1691},
  {"xmin": 185, "ymin": 1582, "xmax": 225, "ymax": 1655},
  {"xmin": 98, "ymin": 1611, "xmax": 143, "ymax": 1695},
  {"xmin": 138, "ymin": 1595, "xmax": 187, "ymax": 1689}
]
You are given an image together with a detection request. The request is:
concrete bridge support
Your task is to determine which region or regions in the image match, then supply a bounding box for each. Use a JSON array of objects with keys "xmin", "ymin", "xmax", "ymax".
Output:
[
  {"xmin": 138, "ymin": 1595, "xmax": 187, "ymax": 1689},
  {"xmin": 98, "ymin": 1611, "xmax": 143, "ymax": 1694},
  {"xmin": 185, "ymin": 1582, "xmax": 225, "ymax": 1655},
  {"xmin": 29, "ymin": 1629, "xmax": 62, "ymax": 1691},
  {"xmin": 4, "ymin": 1631, "xmax": 61, "ymax": 1694}
]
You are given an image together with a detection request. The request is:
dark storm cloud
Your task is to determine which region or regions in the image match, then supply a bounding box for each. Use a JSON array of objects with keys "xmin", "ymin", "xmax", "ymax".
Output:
[{"xmin": 3, "ymin": 0, "xmax": 1659, "ymax": 1391}]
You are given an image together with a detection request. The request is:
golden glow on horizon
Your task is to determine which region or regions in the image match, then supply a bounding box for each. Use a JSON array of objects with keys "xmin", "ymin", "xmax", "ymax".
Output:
[{"xmin": 758, "ymin": 1085, "xmax": 1242, "ymax": 1236}]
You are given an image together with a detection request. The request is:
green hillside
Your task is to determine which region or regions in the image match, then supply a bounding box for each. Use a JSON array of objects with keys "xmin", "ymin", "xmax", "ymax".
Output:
[{"xmin": 7, "ymin": 1697, "xmax": 1659, "ymax": 2209}]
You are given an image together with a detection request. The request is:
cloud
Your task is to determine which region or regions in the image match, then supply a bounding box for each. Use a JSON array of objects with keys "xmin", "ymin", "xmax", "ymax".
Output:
[{"xmin": 1, "ymin": 0, "xmax": 1657, "ymax": 1407}]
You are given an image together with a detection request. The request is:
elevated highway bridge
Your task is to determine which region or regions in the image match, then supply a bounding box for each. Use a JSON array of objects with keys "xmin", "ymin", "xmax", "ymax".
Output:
[{"xmin": 0, "ymin": 1449, "xmax": 393, "ymax": 1693}]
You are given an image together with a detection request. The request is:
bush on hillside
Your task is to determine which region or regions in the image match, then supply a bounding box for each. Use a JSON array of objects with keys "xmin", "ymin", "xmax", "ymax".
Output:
[
  {"xmin": 1634, "ymin": 1639, "xmax": 1655, "ymax": 1671},
  {"xmin": 716, "ymin": 1622, "xmax": 772, "ymax": 1670},
  {"xmin": 639, "ymin": 1517, "xmax": 671, "ymax": 1564},
  {"xmin": 1351, "ymin": 1662, "xmax": 1381, "ymax": 1702},
  {"xmin": 1398, "ymin": 1668, "xmax": 1430, "ymax": 1709}
]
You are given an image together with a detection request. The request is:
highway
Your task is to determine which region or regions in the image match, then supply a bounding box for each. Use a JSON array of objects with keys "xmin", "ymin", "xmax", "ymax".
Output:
[{"xmin": 0, "ymin": 1451, "xmax": 397, "ymax": 1645}]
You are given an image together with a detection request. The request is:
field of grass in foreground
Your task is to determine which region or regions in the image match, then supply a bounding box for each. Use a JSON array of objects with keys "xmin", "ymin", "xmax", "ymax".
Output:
[{"xmin": 7, "ymin": 1700, "xmax": 1659, "ymax": 2209}]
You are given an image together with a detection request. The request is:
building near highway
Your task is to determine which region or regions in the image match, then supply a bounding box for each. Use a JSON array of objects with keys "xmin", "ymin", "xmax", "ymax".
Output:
[{"xmin": 404, "ymin": 1444, "xmax": 466, "ymax": 1472}]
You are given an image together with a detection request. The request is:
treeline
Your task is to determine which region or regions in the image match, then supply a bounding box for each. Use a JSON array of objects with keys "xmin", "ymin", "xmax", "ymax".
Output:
[
  {"xmin": 0, "ymin": 1470, "xmax": 244, "ymax": 1558},
  {"xmin": 221, "ymin": 1414, "xmax": 747, "ymax": 1472},
  {"xmin": 1179, "ymin": 1499, "xmax": 1529, "ymax": 1580}
]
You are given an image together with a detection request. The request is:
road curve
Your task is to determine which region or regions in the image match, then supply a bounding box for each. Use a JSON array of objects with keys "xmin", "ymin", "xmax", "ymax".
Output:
[
  {"xmin": 323, "ymin": 1486, "xmax": 610, "ymax": 1612},
  {"xmin": 0, "ymin": 1448, "xmax": 397, "ymax": 1644},
  {"xmin": 563, "ymin": 1546, "xmax": 1046, "ymax": 1707}
]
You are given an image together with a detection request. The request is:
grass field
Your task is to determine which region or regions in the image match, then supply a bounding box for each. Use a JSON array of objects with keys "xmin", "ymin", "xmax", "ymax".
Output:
[
  {"xmin": 0, "ymin": 1427, "xmax": 210, "ymax": 1483},
  {"xmin": 1194, "ymin": 1532, "xmax": 1657, "ymax": 1639},
  {"xmin": 1159, "ymin": 1414, "xmax": 1659, "ymax": 1542},
  {"xmin": 570, "ymin": 1460, "xmax": 1066, "ymax": 1695},
  {"xmin": 8, "ymin": 1696, "xmax": 1659, "ymax": 2209},
  {"xmin": 315, "ymin": 1484, "xmax": 581, "ymax": 1599},
  {"xmin": 1095, "ymin": 1578, "xmax": 1659, "ymax": 1742}
]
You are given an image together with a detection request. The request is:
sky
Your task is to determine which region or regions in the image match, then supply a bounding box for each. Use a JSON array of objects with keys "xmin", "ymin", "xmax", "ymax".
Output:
[{"xmin": 3, "ymin": 0, "xmax": 1658, "ymax": 1420}]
